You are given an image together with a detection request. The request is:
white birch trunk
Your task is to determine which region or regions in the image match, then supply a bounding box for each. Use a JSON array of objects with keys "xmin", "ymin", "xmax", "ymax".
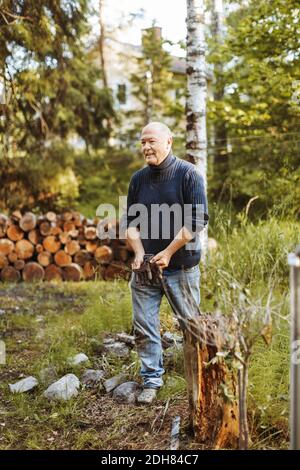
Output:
[{"xmin": 186, "ymin": 0, "xmax": 208, "ymax": 257}]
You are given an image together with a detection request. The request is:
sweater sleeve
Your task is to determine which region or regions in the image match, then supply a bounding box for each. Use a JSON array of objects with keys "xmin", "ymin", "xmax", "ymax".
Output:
[
  {"xmin": 182, "ymin": 169, "xmax": 209, "ymax": 234},
  {"xmin": 119, "ymin": 173, "xmax": 139, "ymax": 236}
]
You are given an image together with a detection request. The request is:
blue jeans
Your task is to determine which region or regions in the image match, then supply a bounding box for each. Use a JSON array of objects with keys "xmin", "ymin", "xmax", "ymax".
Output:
[{"xmin": 129, "ymin": 264, "xmax": 201, "ymax": 389}]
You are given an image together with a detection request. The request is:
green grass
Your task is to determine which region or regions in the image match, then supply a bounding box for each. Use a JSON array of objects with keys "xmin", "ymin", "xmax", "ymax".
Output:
[{"xmin": 0, "ymin": 212, "xmax": 298, "ymax": 449}]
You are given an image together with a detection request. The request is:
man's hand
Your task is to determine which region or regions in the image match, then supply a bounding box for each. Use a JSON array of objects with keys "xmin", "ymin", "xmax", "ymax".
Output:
[
  {"xmin": 150, "ymin": 249, "xmax": 172, "ymax": 269},
  {"xmin": 131, "ymin": 251, "xmax": 145, "ymax": 270}
]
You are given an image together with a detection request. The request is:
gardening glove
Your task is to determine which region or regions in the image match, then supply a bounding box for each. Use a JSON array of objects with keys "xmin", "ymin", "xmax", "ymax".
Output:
[{"xmin": 133, "ymin": 254, "xmax": 162, "ymax": 287}]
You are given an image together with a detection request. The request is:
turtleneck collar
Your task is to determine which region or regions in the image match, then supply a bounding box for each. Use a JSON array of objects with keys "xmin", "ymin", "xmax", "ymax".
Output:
[{"xmin": 148, "ymin": 150, "xmax": 175, "ymax": 172}]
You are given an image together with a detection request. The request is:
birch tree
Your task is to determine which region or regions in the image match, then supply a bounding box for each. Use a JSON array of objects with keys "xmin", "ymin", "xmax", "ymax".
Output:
[{"xmin": 186, "ymin": 0, "xmax": 207, "ymax": 185}]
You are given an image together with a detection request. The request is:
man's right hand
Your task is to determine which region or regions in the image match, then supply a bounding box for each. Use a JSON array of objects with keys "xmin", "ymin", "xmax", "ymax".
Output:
[{"xmin": 131, "ymin": 252, "xmax": 145, "ymax": 270}]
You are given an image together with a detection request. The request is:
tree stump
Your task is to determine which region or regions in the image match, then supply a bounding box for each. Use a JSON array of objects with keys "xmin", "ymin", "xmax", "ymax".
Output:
[
  {"xmin": 0, "ymin": 239, "xmax": 15, "ymax": 256},
  {"xmin": 7, "ymin": 224, "xmax": 24, "ymax": 242},
  {"xmin": 63, "ymin": 263, "xmax": 82, "ymax": 282},
  {"xmin": 94, "ymin": 245, "xmax": 113, "ymax": 263},
  {"xmin": 15, "ymin": 240, "xmax": 34, "ymax": 260},
  {"xmin": 183, "ymin": 314, "xmax": 239, "ymax": 449},
  {"xmin": 22, "ymin": 262, "xmax": 45, "ymax": 282},
  {"xmin": 54, "ymin": 250, "xmax": 72, "ymax": 267},
  {"xmin": 19, "ymin": 212, "xmax": 36, "ymax": 232},
  {"xmin": 43, "ymin": 236, "xmax": 61, "ymax": 254},
  {"xmin": 37, "ymin": 251, "xmax": 52, "ymax": 267},
  {"xmin": 44, "ymin": 264, "xmax": 63, "ymax": 282},
  {"xmin": 1, "ymin": 266, "xmax": 21, "ymax": 282}
]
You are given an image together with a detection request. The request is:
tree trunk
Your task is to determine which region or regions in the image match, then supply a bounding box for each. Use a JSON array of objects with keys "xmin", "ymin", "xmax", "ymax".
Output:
[
  {"xmin": 44, "ymin": 264, "xmax": 63, "ymax": 282},
  {"xmin": 19, "ymin": 212, "xmax": 36, "ymax": 232},
  {"xmin": 186, "ymin": 0, "xmax": 208, "ymax": 258},
  {"xmin": 1, "ymin": 265, "xmax": 20, "ymax": 282},
  {"xmin": 183, "ymin": 314, "xmax": 239, "ymax": 448},
  {"xmin": 15, "ymin": 239, "xmax": 34, "ymax": 260},
  {"xmin": 99, "ymin": 0, "xmax": 108, "ymax": 88},
  {"xmin": 22, "ymin": 262, "xmax": 45, "ymax": 282},
  {"xmin": 63, "ymin": 263, "xmax": 82, "ymax": 282}
]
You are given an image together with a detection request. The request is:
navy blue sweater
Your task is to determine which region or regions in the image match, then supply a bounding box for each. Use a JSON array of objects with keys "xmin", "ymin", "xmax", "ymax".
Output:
[{"xmin": 124, "ymin": 152, "xmax": 209, "ymax": 269}]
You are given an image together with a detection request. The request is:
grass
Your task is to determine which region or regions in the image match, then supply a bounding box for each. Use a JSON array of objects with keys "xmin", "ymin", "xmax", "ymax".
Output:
[{"xmin": 0, "ymin": 212, "xmax": 298, "ymax": 449}]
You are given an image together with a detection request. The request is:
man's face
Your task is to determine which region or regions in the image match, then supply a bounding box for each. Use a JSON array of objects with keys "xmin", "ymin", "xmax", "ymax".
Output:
[{"xmin": 140, "ymin": 127, "xmax": 172, "ymax": 166}]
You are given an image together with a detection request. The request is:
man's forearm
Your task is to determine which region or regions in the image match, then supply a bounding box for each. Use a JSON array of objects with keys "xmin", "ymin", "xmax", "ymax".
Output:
[
  {"xmin": 165, "ymin": 226, "xmax": 194, "ymax": 257},
  {"xmin": 125, "ymin": 227, "xmax": 145, "ymax": 255}
]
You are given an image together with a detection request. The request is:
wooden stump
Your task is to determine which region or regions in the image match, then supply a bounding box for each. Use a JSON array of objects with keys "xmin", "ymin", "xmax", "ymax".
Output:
[
  {"xmin": 65, "ymin": 240, "xmax": 80, "ymax": 256},
  {"xmin": 43, "ymin": 236, "xmax": 61, "ymax": 253},
  {"xmin": 14, "ymin": 260, "xmax": 25, "ymax": 271},
  {"xmin": 22, "ymin": 262, "xmax": 45, "ymax": 282},
  {"xmin": 94, "ymin": 245, "xmax": 113, "ymax": 263},
  {"xmin": 7, "ymin": 224, "xmax": 24, "ymax": 242},
  {"xmin": 54, "ymin": 250, "xmax": 72, "ymax": 267},
  {"xmin": 183, "ymin": 314, "xmax": 239, "ymax": 449},
  {"xmin": 63, "ymin": 263, "xmax": 82, "ymax": 282},
  {"xmin": 44, "ymin": 264, "xmax": 63, "ymax": 282},
  {"xmin": 1, "ymin": 266, "xmax": 21, "ymax": 282},
  {"xmin": 15, "ymin": 240, "xmax": 34, "ymax": 260},
  {"xmin": 0, "ymin": 253, "xmax": 8, "ymax": 269},
  {"xmin": 37, "ymin": 251, "xmax": 52, "ymax": 267},
  {"xmin": 0, "ymin": 239, "xmax": 15, "ymax": 256},
  {"xmin": 20, "ymin": 212, "xmax": 36, "ymax": 232}
]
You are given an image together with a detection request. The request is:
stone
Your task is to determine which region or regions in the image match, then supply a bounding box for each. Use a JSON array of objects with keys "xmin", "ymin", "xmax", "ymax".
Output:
[
  {"xmin": 116, "ymin": 333, "xmax": 135, "ymax": 347},
  {"xmin": 137, "ymin": 388, "xmax": 158, "ymax": 405},
  {"xmin": 81, "ymin": 369, "xmax": 105, "ymax": 386},
  {"xmin": 9, "ymin": 376, "xmax": 38, "ymax": 393},
  {"xmin": 162, "ymin": 332, "xmax": 183, "ymax": 349},
  {"xmin": 104, "ymin": 373, "xmax": 126, "ymax": 393},
  {"xmin": 113, "ymin": 381, "xmax": 142, "ymax": 404},
  {"xmin": 39, "ymin": 365, "xmax": 58, "ymax": 386},
  {"xmin": 103, "ymin": 341, "xmax": 130, "ymax": 358},
  {"xmin": 43, "ymin": 373, "xmax": 80, "ymax": 400},
  {"xmin": 68, "ymin": 353, "xmax": 89, "ymax": 366}
]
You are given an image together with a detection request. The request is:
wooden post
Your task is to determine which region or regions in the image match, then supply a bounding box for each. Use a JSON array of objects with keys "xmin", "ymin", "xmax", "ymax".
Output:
[
  {"xmin": 183, "ymin": 315, "xmax": 239, "ymax": 449},
  {"xmin": 288, "ymin": 246, "xmax": 300, "ymax": 450}
]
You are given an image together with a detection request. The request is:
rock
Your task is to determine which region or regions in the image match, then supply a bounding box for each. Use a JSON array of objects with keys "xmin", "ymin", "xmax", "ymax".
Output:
[
  {"xmin": 39, "ymin": 365, "xmax": 58, "ymax": 386},
  {"xmin": 68, "ymin": 353, "xmax": 89, "ymax": 366},
  {"xmin": 113, "ymin": 381, "xmax": 142, "ymax": 404},
  {"xmin": 81, "ymin": 369, "xmax": 105, "ymax": 387},
  {"xmin": 116, "ymin": 333, "xmax": 135, "ymax": 347},
  {"xmin": 103, "ymin": 341, "xmax": 130, "ymax": 358},
  {"xmin": 43, "ymin": 374, "xmax": 80, "ymax": 400},
  {"xmin": 9, "ymin": 376, "xmax": 38, "ymax": 393},
  {"xmin": 0, "ymin": 309, "xmax": 5, "ymax": 315},
  {"xmin": 104, "ymin": 373, "xmax": 126, "ymax": 393},
  {"xmin": 162, "ymin": 332, "xmax": 183, "ymax": 349}
]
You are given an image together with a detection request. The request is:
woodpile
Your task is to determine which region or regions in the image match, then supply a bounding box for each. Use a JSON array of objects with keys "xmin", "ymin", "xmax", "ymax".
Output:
[{"xmin": 0, "ymin": 211, "xmax": 133, "ymax": 283}]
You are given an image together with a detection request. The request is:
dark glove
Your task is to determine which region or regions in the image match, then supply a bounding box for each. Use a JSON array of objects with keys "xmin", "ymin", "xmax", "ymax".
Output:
[{"xmin": 133, "ymin": 254, "xmax": 162, "ymax": 287}]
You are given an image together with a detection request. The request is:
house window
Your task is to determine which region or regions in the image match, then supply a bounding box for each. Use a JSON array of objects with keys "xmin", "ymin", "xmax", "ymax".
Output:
[{"xmin": 117, "ymin": 84, "xmax": 127, "ymax": 104}]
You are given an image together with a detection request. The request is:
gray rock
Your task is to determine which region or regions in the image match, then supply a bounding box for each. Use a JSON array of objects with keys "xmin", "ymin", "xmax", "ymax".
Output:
[
  {"xmin": 81, "ymin": 369, "xmax": 105, "ymax": 386},
  {"xmin": 68, "ymin": 353, "xmax": 89, "ymax": 366},
  {"xmin": 116, "ymin": 333, "xmax": 135, "ymax": 347},
  {"xmin": 9, "ymin": 376, "xmax": 38, "ymax": 393},
  {"xmin": 39, "ymin": 366, "xmax": 58, "ymax": 386},
  {"xmin": 162, "ymin": 332, "xmax": 183, "ymax": 349},
  {"xmin": 0, "ymin": 309, "xmax": 5, "ymax": 315},
  {"xmin": 113, "ymin": 381, "xmax": 142, "ymax": 404},
  {"xmin": 104, "ymin": 373, "xmax": 126, "ymax": 393},
  {"xmin": 43, "ymin": 373, "xmax": 80, "ymax": 400},
  {"xmin": 103, "ymin": 341, "xmax": 130, "ymax": 358}
]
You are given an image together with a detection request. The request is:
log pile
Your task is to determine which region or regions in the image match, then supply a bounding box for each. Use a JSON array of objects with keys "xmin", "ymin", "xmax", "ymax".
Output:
[{"xmin": 0, "ymin": 211, "xmax": 133, "ymax": 283}]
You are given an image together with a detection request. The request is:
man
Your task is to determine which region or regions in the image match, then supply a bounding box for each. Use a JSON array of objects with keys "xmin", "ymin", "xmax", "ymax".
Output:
[{"xmin": 123, "ymin": 121, "xmax": 208, "ymax": 404}]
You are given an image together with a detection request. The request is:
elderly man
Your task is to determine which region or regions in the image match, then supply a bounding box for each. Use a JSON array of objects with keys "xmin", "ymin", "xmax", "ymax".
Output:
[{"xmin": 124, "ymin": 121, "xmax": 208, "ymax": 404}]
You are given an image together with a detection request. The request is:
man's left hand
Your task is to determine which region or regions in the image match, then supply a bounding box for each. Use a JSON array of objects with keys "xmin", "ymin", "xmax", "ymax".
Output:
[{"xmin": 150, "ymin": 249, "xmax": 172, "ymax": 269}]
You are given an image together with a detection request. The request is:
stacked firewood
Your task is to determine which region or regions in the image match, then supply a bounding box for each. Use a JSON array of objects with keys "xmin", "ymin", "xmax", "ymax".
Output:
[{"xmin": 0, "ymin": 211, "xmax": 133, "ymax": 282}]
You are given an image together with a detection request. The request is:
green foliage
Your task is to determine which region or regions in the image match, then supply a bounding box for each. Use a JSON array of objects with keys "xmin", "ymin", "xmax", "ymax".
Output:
[
  {"xmin": 123, "ymin": 26, "xmax": 185, "ymax": 144},
  {"xmin": 0, "ymin": 0, "xmax": 115, "ymax": 212},
  {"xmin": 207, "ymin": 0, "xmax": 300, "ymax": 217}
]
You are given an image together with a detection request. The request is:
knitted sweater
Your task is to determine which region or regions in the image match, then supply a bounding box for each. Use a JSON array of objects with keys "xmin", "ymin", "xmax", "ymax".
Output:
[{"xmin": 124, "ymin": 152, "xmax": 209, "ymax": 269}]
